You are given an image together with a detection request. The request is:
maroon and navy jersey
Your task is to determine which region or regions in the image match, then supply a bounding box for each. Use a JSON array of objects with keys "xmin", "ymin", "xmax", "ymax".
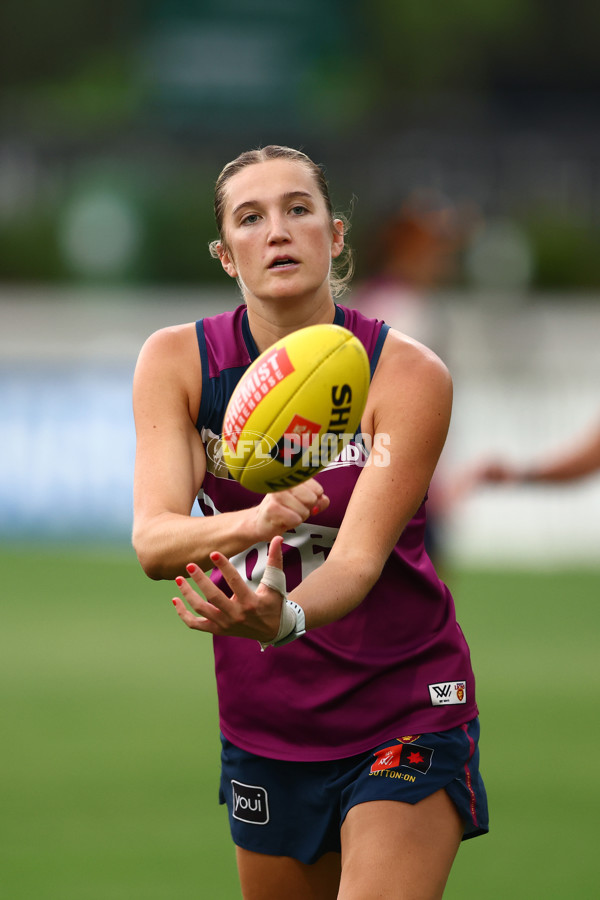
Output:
[{"xmin": 194, "ymin": 304, "xmax": 478, "ymax": 761}]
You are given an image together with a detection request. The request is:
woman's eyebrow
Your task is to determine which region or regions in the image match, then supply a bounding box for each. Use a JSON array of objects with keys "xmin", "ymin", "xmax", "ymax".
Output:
[{"xmin": 232, "ymin": 190, "xmax": 314, "ymax": 217}]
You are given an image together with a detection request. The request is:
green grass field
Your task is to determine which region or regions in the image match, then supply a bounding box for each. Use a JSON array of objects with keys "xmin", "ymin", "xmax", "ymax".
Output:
[{"xmin": 1, "ymin": 545, "xmax": 598, "ymax": 898}]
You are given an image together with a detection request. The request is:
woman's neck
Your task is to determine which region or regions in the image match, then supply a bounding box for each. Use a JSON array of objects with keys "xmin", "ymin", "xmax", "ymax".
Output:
[{"xmin": 245, "ymin": 296, "xmax": 337, "ymax": 353}]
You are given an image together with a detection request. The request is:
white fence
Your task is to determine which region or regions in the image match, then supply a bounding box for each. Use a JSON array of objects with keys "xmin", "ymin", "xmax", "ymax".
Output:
[{"xmin": 1, "ymin": 287, "xmax": 599, "ymax": 566}]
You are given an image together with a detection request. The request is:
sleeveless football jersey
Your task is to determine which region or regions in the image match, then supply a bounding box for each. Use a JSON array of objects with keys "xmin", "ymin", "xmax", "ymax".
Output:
[{"xmin": 195, "ymin": 304, "xmax": 478, "ymax": 761}]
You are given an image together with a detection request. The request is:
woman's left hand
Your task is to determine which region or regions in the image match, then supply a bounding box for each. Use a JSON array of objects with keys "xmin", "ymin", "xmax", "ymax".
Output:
[{"xmin": 172, "ymin": 535, "xmax": 285, "ymax": 643}]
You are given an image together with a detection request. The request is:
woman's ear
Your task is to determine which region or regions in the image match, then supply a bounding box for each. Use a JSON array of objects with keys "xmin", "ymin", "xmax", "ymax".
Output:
[
  {"xmin": 217, "ymin": 242, "xmax": 238, "ymax": 278},
  {"xmin": 331, "ymin": 219, "xmax": 345, "ymax": 260}
]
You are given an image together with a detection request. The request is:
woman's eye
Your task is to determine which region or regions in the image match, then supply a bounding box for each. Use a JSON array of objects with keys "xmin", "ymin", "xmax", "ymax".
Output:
[
  {"xmin": 290, "ymin": 205, "xmax": 307, "ymax": 216},
  {"xmin": 241, "ymin": 213, "xmax": 260, "ymax": 225}
]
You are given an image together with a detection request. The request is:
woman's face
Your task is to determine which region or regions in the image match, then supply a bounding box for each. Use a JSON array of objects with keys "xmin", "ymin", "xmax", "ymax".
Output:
[{"xmin": 218, "ymin": 158, "xmax": 344, "ymax": 306}]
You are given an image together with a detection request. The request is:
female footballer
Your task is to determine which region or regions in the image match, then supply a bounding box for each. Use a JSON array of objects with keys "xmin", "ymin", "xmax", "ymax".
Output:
[{"xmin": 132, "ymin": 145, "xmax": 488, "ymax": 899}]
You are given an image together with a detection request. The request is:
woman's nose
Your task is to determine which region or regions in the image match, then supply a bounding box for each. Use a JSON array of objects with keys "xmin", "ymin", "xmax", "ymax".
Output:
[{"xmin": 266, "ymin": 214, "xmax": 291, "ymax": 242}]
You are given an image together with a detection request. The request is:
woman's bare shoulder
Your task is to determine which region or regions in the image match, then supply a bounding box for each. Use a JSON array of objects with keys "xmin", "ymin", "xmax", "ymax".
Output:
[
  {"xmin": 133, "ymin": 322, "xmax": 202, "ymax": 418},
  {"xmin": 378, "ymin": 327, "xmax": 451, "ymax": 388},
  {"xmin": 136, "ymin": 321, "xmax": 198, "ymax": 363}
]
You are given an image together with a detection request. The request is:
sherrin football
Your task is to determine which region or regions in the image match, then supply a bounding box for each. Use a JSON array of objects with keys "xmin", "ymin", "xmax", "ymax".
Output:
[{"xmin": 221, "ymin": 323, "xmax": 370, "ymax": 493}]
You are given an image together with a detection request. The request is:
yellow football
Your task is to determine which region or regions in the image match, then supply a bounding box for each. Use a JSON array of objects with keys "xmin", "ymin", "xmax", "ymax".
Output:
[{"xmin": 221, "ymin": 323, "xmax": 370, "ymax": 493}]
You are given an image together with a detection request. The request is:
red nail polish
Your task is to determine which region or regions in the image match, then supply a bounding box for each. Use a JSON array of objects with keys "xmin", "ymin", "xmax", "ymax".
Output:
[
  {"xmin": 175, "ymin": 576, "xmax": 184, "ymax": 587},
  {"xmin": 209, "ymin": 552, "xmax": 220, "ymax": 563},
  {"xmin": 172, "ymin": 598, "xmax": 177, "ymax": 606},
  {"xmin": 311, "ymin": 505, "xmax": 319, "ymax": 516},
  {"xmin": 186, "ymin": 563, "xmax": 196, "ymax": 574}
]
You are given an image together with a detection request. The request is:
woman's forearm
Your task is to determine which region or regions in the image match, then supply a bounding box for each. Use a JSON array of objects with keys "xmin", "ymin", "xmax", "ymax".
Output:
[
  {"xmin": 288, "ymin": 551, "xmax": 383, "ymax": 631},
  {"xmin": 133, "ymin": 507, "xmax": 259, "ymax": 580}
]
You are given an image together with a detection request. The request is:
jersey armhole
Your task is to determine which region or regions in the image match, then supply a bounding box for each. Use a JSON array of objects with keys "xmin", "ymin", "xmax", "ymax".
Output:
[
  {"xmin": 195, "ymin": 319, "xmax": 212, "ymax": 429},
  {"xmin": 370, "ymin": 323, "xmax": 390, "ymax": 379}
]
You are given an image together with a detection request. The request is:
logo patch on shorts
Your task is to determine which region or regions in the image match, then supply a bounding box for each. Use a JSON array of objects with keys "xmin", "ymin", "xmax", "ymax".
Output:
[
  {"xmin": 370, "ymin": 741, "xmax": 433, "ymax": 774},
  {"xmin": 428, "ymin": 681, "xmax": 467, "ymax": 706},
  {"xmin": 231, "ymin": 780, "xmax": 269, "ymax": 825}
]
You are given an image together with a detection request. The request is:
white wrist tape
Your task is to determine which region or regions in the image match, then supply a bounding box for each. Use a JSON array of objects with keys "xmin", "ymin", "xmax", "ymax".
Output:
[{"xmin": 259, "ymin": 566, "xmax": 305, "ymax": 650}]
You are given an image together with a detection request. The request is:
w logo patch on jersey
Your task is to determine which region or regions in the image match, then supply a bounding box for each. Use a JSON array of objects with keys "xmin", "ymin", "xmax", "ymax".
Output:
[{"xmin": 428, "ymin": 681, "xmax": 467, "ymax": 706}]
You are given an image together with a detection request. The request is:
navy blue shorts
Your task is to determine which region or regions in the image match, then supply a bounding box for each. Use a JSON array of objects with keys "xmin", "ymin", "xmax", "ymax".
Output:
[{"xmin": 219, "ymin": 718, "xmax": 488, "ymax": 864}]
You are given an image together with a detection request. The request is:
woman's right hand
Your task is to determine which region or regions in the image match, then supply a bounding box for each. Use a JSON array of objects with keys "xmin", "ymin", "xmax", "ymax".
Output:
[{"xmin": 254, "ymin": 478, "xmax": 330, "ymax": 540}]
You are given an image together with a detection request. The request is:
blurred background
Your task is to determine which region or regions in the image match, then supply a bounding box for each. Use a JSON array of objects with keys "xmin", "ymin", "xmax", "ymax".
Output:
[
  {"xmin": 1, "ymin": 2, "xmax": 599, "ymax": 898},
  {"xmin": 2, "ymin": 0, "xmax": 600, "ymax": 560}
]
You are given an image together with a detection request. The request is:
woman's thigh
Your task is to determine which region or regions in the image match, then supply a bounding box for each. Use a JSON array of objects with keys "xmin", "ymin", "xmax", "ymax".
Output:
[
  {"xmin": 235, "ymin": 846, "xmax": 341, "ymax": 900},
  {"xmin": 338, "ymin": 791, "xmax": 463, "ymax": 900}
]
